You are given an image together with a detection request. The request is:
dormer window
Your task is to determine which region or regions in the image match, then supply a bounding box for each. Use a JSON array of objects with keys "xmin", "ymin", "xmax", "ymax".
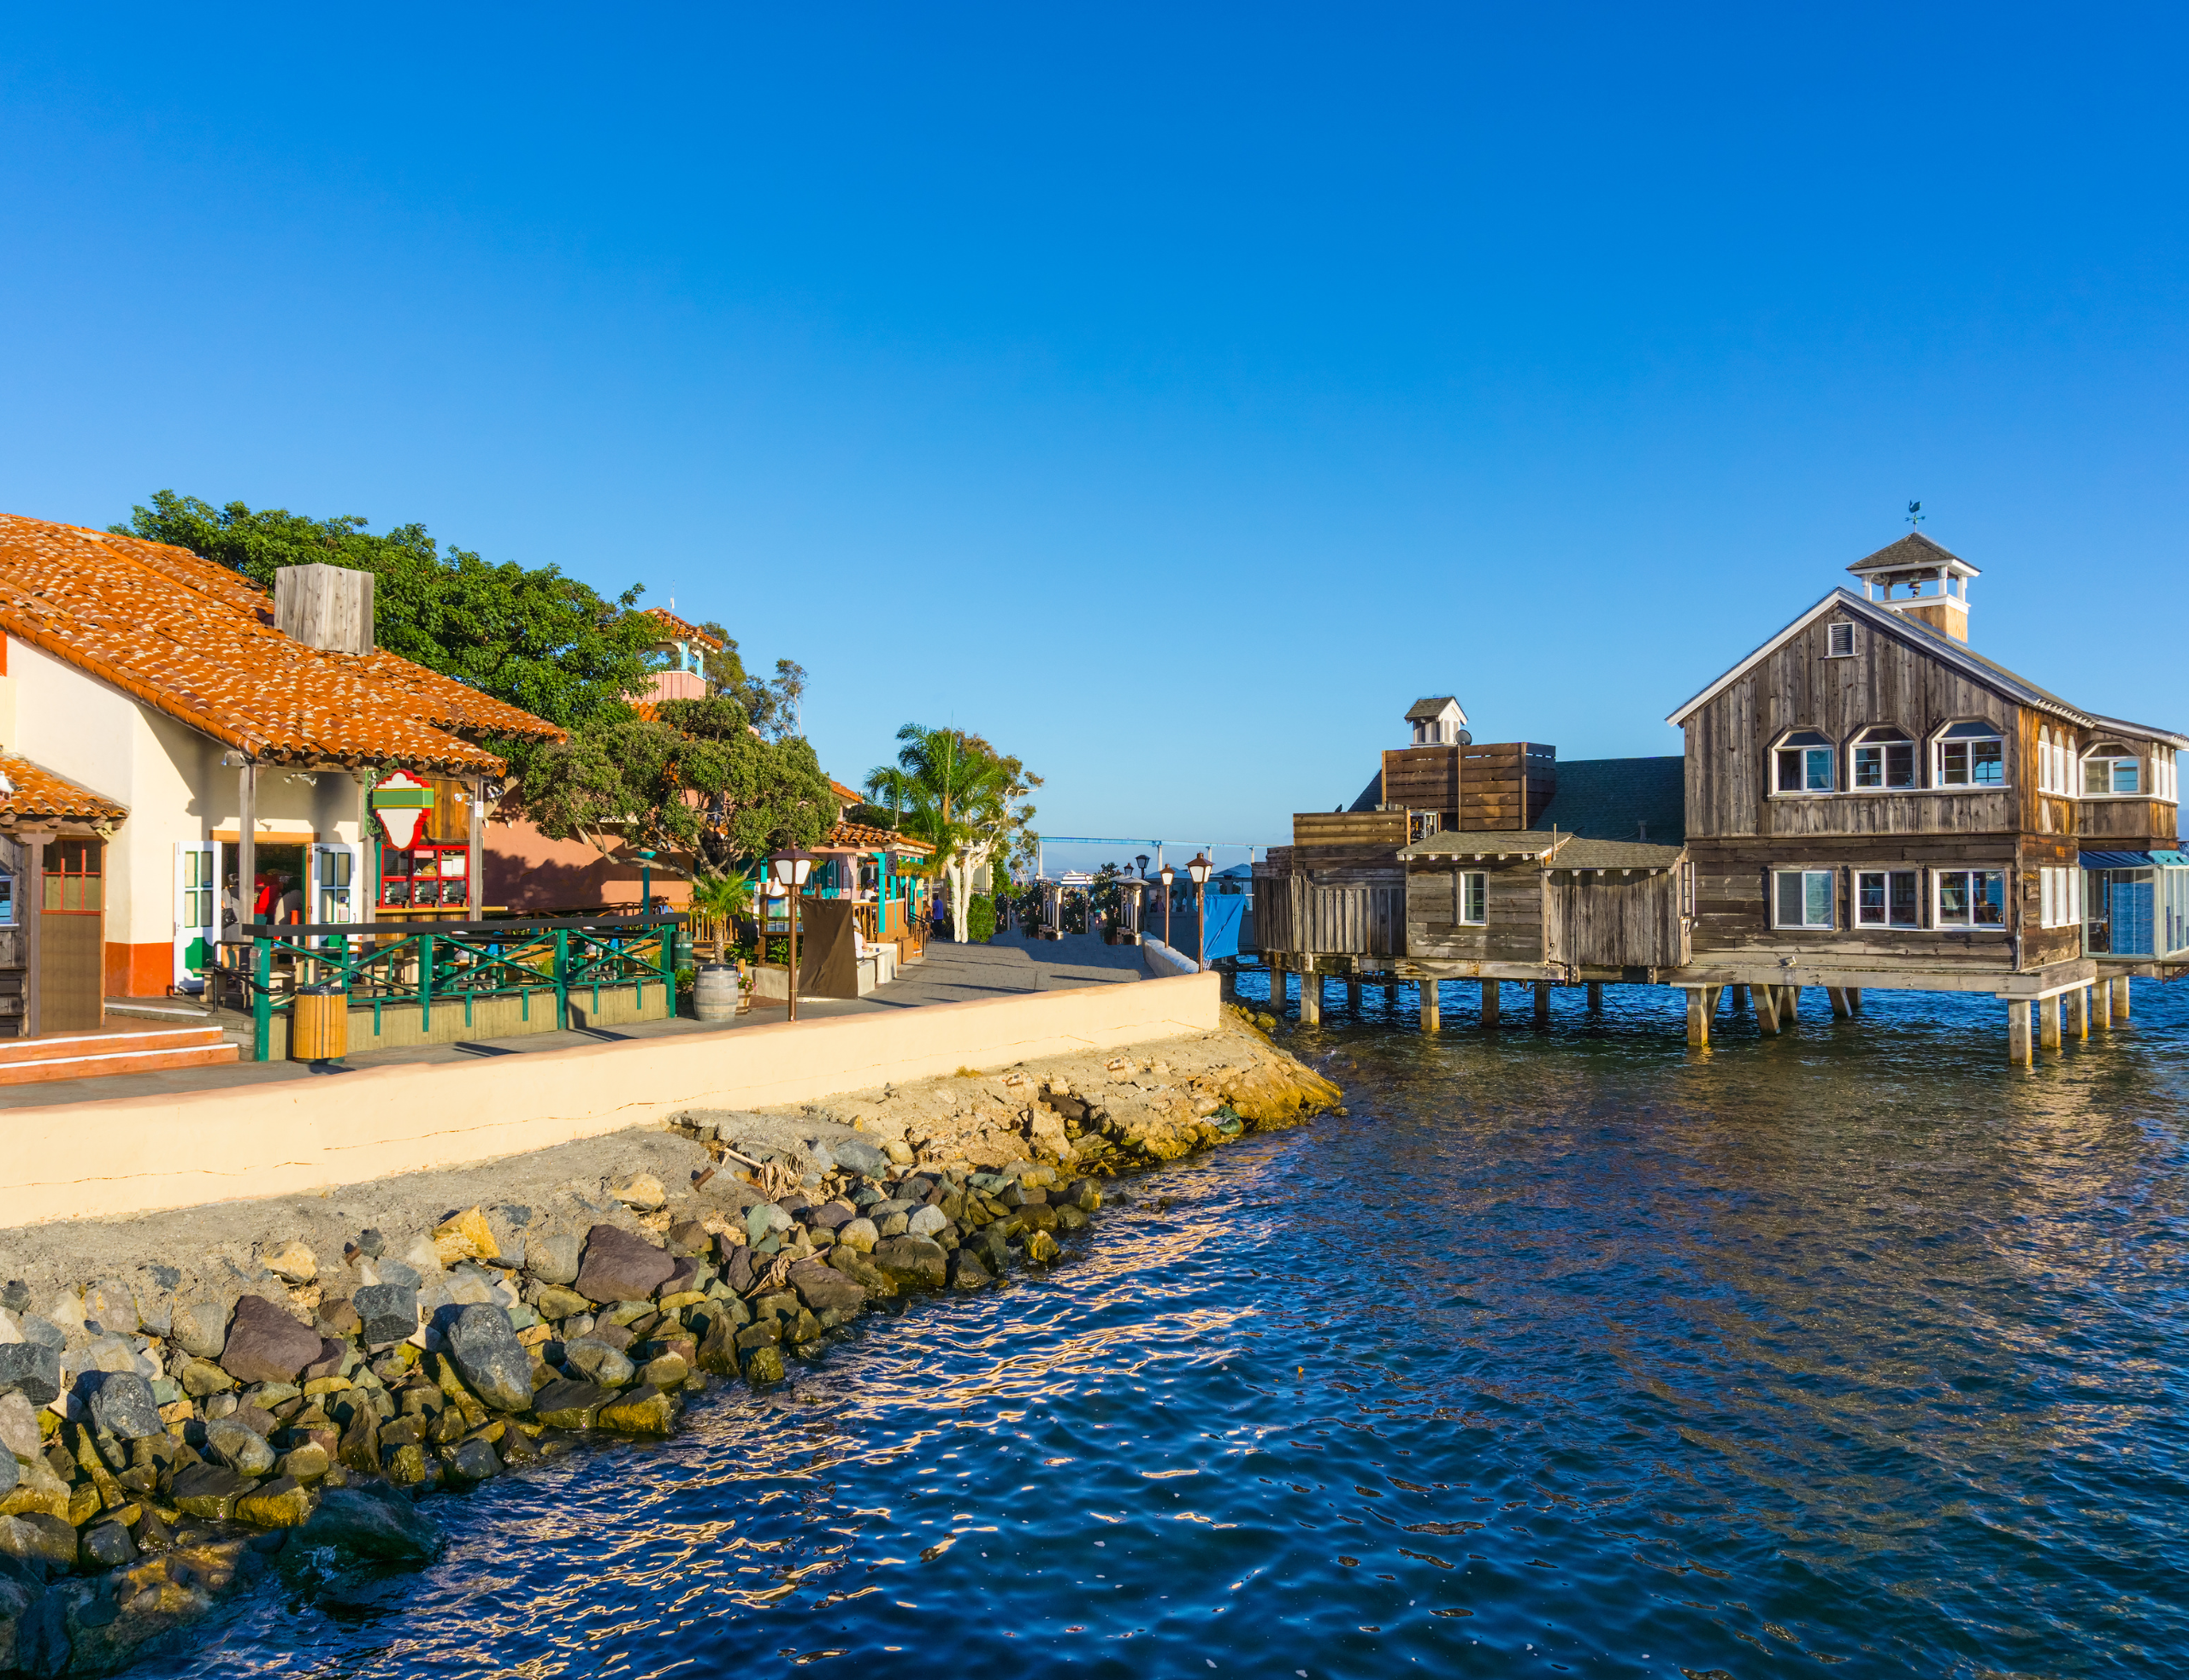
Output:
[
  {"xmin": 1851, "ymin": 725, "xmax": 1915, "ymax": 789},
  {"xmin": 1773, "ymin": 730, "xmax": 1836, "ymax": 794},
  {"xmin": 1826, "ymin": 622, "xmax": 1856, "ymax": 658},
  {"xmin": 2084, "ymin": 744, "xmax": 2141, "ymax": 796},
  {"xmin": 1934, "ymin": 721, "xmax": 2005, "ymax": 787}
]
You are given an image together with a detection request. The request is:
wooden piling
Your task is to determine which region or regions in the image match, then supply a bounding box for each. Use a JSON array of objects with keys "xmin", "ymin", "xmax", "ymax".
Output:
[
  {"xmin": 1347, "ymin": 978, "xmax": 1362, "ymax": 1013},
  {"xmin": 2113, "ymin": 976, "xmax": 2132, "ymax": 1021},
  {"xmin": 1755, "ymin": 984, "xmax": 1781, "ymax": 1035},
  {"xmin": 1586, "ymin": 981, "xmax": 1603, "ymax": 1011},
  {"xmin": 1299, "ymin": 970, "xmax": 1322, "ymax": 1026},
  {"xmin": 2007, "ymin": 998, "xmax": 2033, "ymax": 1066},
  {"xmin": 1267, "ymin": 959, "xmax": 1284, "ymax": 1012},
  {"xmin": 1685, "ymin": 987, "xmax": 1709, "ymax": 1047},
  {"xmin": 1731, "ymin": 983, "xmax": 1749, "ymax": 1014},
  {"xmin": 2067, "ymin": 984, "xmax": 2089, "ymax": 1040},
  {"xmin": 1847, "ymin": 987, "xmax": 1862, "ymax": 1017},
  {"xmin": 1827, "ymin": 987, "xmax": 1850, "ymax": 1019},
  {"xmin": 1533, "ymin": 981, "xmax": 1551, "ymax": 1024},
  {"xmin": 2039, "ymin": 993, "xmax": 2062, "ymax": 1053},
  {"xmin": 1480, "ymin": 979, "xmax": 1501, "ymax": 1026},
  {"xmin": 1419, "ymin": 979, "xmax": 1440, "ymax": 1034},
  {"xmin": 1782, "ymin": 985, "xmax": 1802, "ymax": 1023}
]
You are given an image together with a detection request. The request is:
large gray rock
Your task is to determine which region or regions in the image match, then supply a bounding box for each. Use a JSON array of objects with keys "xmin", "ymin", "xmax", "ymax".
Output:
[
  {"xmin": 204, "ymin": 1418, "xmax": 277, "ymax": 1477},
  {"xmin": 572, "ymin": 1225, "xmax": 676, "ymax": 1305},
  {"xmin": 0, "ymin": 1344, "xmax": 60, "ymax": 1407},
  {"xmin": 81, "ymin": 1279, "xmax": 139, "ymax": 1335},
  {"xmin": 831, "ymin": 1135, "xmax": 893, "ymax": 1178},
  {"xmin": 0, "ymin": 1513, "xmax": 75, "ymax": 1571},
  {"xmin": 221, "ymin": 1296, "xmax": 322, "ymax": 1386},
  {"xmin": 870, "ymin": 1236, "xmax": 947, "ymax": 1290},
  {"xmin": 906, "ymin": 1205, "xmax": 947, "ymax": 1239},
  {"xmin": 172, "ymin": 1301, "xmax": 227, "ymax": 1360},
  {"xmin": 559, "ymin": 1337, "xmax": 635, "ymax": 1388},
  {"xmin": 525, "ymin": 1231, "xmax": 582, "ymax": 1286},
  {"xmin": 744, "ymin": 1202, "xmax": 791, "ymax": 1244},
  {"xmin": 444, "ymin": 1306, "xmax": 534, "ymax": 1412},
  {"xmin": 0, "ymin": 1441, "xmax": 15, "ymax": 1498},
  {"xmin": 296, "ymin": 1483, "xmax": 443, "ymax": 1563},
  {"xmin": 353, "ymin": 1283, "xmax": 419, "ymax": 1348},
  {"xmin": 788, "ymin": 1260, "xmax": 866, "ymax": 1317},
  {"xmin": 0, "ymin": 1393, "xmax": 38, "ymax": 1462},
  {"xmin": 86, "ymin": 1371, "xmax": 163, "ymax": 1440}
]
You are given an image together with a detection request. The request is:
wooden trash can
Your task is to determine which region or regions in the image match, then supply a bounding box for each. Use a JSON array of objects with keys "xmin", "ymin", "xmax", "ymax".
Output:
[
  {"xmin": 692, "ymin": 964, "xmax": 738, "ymax": 1023},
  {"xmin": 292, "ymin": 987, "xmax": 350, "ymax": 1062}
]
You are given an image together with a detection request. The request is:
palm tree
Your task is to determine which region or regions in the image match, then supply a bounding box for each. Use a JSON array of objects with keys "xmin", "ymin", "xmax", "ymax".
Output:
[{"xmin": 866, "ymin": 724, "xmax": 1024, "ymax": 943}]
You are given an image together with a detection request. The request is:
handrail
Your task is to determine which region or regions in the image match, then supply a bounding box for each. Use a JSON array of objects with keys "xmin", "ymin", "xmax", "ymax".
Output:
[{"xmin": 220, "ymin": 914, "xmax": 682, "ymax": 1062}]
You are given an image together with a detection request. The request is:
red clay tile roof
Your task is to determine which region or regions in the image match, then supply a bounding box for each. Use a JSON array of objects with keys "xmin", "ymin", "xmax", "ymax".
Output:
[
  {"xmin": 822, "ymin": 820, "xmax": 935, "ymax": 855},
  {"xmin": 0, "ymin": 753, "xmax": 128, "ymax": 828},
  {"xmin": 829, "ymin": 779, "xmax": 862, "ymax": 805},
  {"xmin": 643, "ymin": 607, "xmax": 723, "ymax": 651},
  {"xmin": 0, "ymin": 516, "xmax": 564, "ymax": 774}
]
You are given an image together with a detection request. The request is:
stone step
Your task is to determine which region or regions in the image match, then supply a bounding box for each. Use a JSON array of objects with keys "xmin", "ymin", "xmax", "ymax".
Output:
[{"xmin": 0, "ymin": 1024, "xmax": 238, "ymax": 1084}]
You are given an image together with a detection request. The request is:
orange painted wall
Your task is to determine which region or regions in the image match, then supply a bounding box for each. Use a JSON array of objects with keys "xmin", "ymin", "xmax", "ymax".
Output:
[{"xmin": 104, "ymin": 940, "xmax": 170, "ymax": 999}]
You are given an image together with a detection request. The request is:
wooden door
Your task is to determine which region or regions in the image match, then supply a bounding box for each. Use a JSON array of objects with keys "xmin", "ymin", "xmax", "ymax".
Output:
[{"xmin": 40, "ymin": 837, "xmax": 103, "ymax": 1032}]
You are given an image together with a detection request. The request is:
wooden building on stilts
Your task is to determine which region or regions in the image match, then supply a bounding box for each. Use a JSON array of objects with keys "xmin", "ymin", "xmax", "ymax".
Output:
[{"xmin": 1252, "ymin": 532, "xmax": 2188, "ymax": 1060}]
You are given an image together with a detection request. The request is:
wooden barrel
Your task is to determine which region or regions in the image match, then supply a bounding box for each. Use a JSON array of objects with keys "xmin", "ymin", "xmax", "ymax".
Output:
[
  {"xmin": 292, "ymin": 990, "xmax": 349, "ymax": 1061},
  {"xmin": 692, "ymin": 964, "xmax": 739, "ymax": 1023}
]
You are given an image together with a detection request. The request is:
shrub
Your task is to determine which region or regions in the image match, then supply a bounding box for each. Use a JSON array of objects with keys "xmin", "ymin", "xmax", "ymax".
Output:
[{"xmin": 967, "ymin": 893, "xmax": 997, "ymax": 943}]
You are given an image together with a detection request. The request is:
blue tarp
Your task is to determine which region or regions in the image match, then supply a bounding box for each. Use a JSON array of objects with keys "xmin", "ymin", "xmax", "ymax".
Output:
[{"xmin": 2081, "ymin": 851, "xmax": 2158, "ymax": 869}]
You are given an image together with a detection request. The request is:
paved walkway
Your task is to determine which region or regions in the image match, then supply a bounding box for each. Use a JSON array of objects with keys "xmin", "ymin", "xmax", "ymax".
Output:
[{"xmin": 0, "ymin": 932, "xmax": 1146, "ymax": 1110}]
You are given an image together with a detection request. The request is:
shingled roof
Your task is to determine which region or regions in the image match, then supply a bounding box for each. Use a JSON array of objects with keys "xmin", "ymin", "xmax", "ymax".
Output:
[
  {"xmin": 0, "ymin": 515, "xmax": 563, "ymax": 774},
  {"xmin": 1532, "ymin": 757, "xmax": 1687, "ymax": 845},
  {"xmin": 0, "ymin": 753, "xmax": 128, "ymax": 830},
  {"xmin": 820, "ymin": 820, "xmax": 935, "ymax": 855}
]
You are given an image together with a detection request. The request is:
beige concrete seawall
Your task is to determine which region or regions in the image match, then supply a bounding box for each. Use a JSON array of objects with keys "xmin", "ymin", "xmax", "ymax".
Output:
[{"xmin": 2, "ymin": 971, "xmax": 1223, "ymax": 1229}]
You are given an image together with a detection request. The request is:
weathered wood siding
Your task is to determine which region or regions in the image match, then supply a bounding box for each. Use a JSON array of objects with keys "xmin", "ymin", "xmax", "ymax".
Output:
[
  {"xmin": 1292, "ymin": 811, "xmax": 1407, "ymax": 850},
  {"xmin": 1380, "ymin": 746, "xmax": 1460, "ymax": 819},
  {"xmin": 1460, "ymin": 743, "xmax": 1555, "ymax": 832},
  {"xmin": 1545, "ymin": 871, "xmax": 1689, "ymax": 970},
  {"xmin": 1257, "ymin": 866, "xmax": 1406, "ymax": 956},
  {"xmin": 1681, "ymin": 610, "xmax": 2027, "ymax": 840},
  {"xmin": 2078, "ymin": 798, "xmax": 2180, "ymax": 846},
  {"xmin": 1404, "ymin": 861, "xmax": 1543, "ymax": 964}
]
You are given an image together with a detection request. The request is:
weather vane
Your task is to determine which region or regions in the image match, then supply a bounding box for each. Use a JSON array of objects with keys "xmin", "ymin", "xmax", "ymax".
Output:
[{"xmin": 1906, "ymin": 500, "xmax": 1924, "ymax": 529}]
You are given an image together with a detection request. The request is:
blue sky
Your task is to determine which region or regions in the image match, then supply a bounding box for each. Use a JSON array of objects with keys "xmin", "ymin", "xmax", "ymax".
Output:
[{"xmin": 3, "ymin": 4, "xmax": 2183, "ymax": 857}]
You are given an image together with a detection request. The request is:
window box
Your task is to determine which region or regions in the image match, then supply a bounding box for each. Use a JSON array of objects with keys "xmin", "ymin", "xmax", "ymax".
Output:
[{"xmin": 1773, "ymin": 869, "xmax": 1835, "ymax": 929}]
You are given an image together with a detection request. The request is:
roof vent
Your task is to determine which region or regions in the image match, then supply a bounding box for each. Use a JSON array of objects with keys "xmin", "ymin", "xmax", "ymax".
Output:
[{"xmin": 274, "ymin": 563, "xmax": 375, "ymax": 655}]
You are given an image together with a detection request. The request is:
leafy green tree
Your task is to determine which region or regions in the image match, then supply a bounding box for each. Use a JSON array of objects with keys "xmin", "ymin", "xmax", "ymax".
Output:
[
  {"xmin": 113, "ymin": 492, "xmax": 657, "ymax": 739},
  {"xmin": 692, "ymin": 619, "xmax": 808, "ymax": 742},
  {"xmin": 520, "ymin": 696, "xmax": 835, "ymax": 881}
]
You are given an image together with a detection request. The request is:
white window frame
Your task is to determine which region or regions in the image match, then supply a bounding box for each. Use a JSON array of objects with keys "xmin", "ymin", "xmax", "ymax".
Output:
[
  {"xmin": 1456, "ymin": 870, "xmax": 1486, "ymax": 926},
  {"xmin": 2038, "ymin": 865, "xmax": 2079, "ymax": 929},
  {"xmin": 1773, "ymin": 868, "xmax": 1836, "ymax": 929},
  {"xmin": 1773, "ymin": 734, "xmax": 1838, "ymax": 796},
  {"xmin": 1934, "ymin": 869, "xmax": 2007, "ymax": 929},
  {"xmin": 1851, "ymin": 727, "xmax": 1916, "ymax": 791},
  {"xmin": 1933, "ymin": 724, "xmax": 2007, "ymax": 790},
  {"xmin": 2082, "ymin": 744, "xmax": 2141, "ymax": 798},
  {"xmin": 2152, "ymin": 747, "xmax": 2179, "ymax": 803},
  {"xmin": 1826, "ymin": 622, "xmax": 1856, "ymax": 658},
  {"xmin": 1855, "ymin": 869, "xmax": 1921, "ymax": 928}
]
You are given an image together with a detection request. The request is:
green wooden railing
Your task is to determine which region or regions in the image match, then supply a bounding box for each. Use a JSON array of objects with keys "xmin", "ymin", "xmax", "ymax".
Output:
[{"xmin": 221, "ymin": 914, "xmax": 683, "ymax": 1062}]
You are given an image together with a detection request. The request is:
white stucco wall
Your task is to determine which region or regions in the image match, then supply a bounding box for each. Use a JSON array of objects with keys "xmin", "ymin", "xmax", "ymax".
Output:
[{"xmin": 9, "ymin": 639, "xmax": 364, "ymax": 959}]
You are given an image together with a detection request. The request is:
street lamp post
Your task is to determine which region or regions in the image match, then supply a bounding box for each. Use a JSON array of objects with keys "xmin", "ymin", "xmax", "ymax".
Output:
[
  {"xmin": 1187, "ymin": 852, "xmax": 1212, "ymax": 971},
  {"xmin": 1159, "ymin": 861, "xmax": 1175, "ymax": 951},
  {"xmin": 636, "ymin": 849, "xmax": 657, "ymax": 911},
  {"xmin": 769, "ymin": 846, "xmax": 815, "ymax": 1021}
]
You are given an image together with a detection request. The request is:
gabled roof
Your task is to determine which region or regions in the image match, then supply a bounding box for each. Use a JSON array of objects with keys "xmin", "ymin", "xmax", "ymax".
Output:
[
  {"xmin": 2083, "ymin": 713, "xmax": 2189, "ymax": 752},
  {"xmin": 1399, "ymin": 829, "xmax": 1568, "ymax": 860},
  {"xmin": 1665, "ymin": 588, "xmax": 2095, "ymax": 729},
  {"xmin": 1405, "ymin": 696, "xmax": 1465, "ymax": 722},
  {"xmin": 0, "ymin": 515, "xmax": 563, "ymax": 774},
  {"xmin": 0, "ymin": 753, "xmax": 128, "ymax": 830}
]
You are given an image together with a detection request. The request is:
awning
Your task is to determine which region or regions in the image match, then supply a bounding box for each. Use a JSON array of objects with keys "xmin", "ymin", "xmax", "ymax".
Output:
[{"xmin": 2080, "ymin": 850, "xmax": 2189, "ymax": 868}]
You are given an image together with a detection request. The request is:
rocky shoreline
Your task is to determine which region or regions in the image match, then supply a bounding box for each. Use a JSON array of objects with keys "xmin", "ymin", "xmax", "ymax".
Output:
[{"xmin": 0, "ymin": 1007, "xmax": 1337, "ymax": 1677}]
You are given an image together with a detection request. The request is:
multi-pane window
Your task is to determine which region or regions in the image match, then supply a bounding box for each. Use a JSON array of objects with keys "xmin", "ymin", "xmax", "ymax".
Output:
[
  {"xmin": 2157, "ymin": 748, "xmax": 2180, "ymax": 803},
  {"xmin": 2038, "ymin": 727, "xmax": 2077, "ymax": 796},
  {"xmin": 1936, "ymin": 722, "xmax": 2006, "ymax": 787},
  {"xmin": 1774, "ymin": 731, "xmax": 1836, "ymax": 794},
  {"xmin": 1852, "ymin": 727, "xmax": 1915, "ymax": 789},
  {"xmin": 1856, "ymin": 869, "xmax": 1921, "ymax": 928},
  {"xmin": 44, "ymin": 839, "xmax": 103, "ymax": 912},
  {"xmin": 2083, "ymin": 744, "xmax": 2140, "ymax": 795},
  {"xmin": 1456, "ymin": 871, "xmax": 1486, "ymax": 925},
  {"xmin": 2039, "ymin": 866, "xmax": 2079, "ymax": 929},
  {"xmin": 1773, "ymin": 869, "xmax": 1835, "ymax": 929},
  {"xmin": 180, "ymin": 848, "xmax": 214, "ymax": 932},
  {"xmin": 1935, "ymin": 869, "xmax": 2006, "ymax": 928}
]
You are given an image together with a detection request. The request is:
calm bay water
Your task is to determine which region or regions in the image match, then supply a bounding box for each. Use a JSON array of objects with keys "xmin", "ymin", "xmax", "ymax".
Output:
[{"xmin": 161, "ymin": 978, "xmax": 2189, "ymax": 1679}]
